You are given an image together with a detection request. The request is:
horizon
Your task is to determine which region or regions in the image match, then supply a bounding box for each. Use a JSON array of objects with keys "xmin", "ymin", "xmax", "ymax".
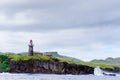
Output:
[{"xmin": 0, "ymin": 0, "xmax": 120, "ymax": 61}]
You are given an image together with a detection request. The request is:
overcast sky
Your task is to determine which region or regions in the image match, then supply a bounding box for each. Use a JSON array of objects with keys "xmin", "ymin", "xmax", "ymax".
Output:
[{"xmin": 0, "ymin": 0, "xmax": 120, "ymax": 61}]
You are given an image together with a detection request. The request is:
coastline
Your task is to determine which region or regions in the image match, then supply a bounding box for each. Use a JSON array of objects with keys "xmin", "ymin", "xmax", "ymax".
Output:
[{"xmin": 8, "ymin": 59, "xmax": 94, "ymax": 74}]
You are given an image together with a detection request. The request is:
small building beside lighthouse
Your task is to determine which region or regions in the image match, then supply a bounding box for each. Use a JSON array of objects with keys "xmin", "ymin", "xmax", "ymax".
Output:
[{"xmin": 28, "ymin": 40, "xmax": 34, "ymax": 56}]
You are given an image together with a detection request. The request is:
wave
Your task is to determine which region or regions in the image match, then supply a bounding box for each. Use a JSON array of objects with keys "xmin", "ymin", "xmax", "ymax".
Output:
[{"xmin": 94, "ymin": 66, "xmax": 120, "ymax": 76}]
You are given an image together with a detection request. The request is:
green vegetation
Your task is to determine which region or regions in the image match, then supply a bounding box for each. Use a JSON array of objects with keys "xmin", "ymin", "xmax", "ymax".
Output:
[
  {"xmin": 44, "ymin": 52, "xmax": 117, "ymax": 69},
  {"xmin": 57, "ymin": 57, "xmax": 115, "ymax": 69},
  {"xmin": 90, "ymin": 57, "xmax": 120, "ymax": 69},
  {"xmin": 5, "ymin": 53, "xmax": 56, "ymax": 61},
  {"xmin": 0, "ymin": 52, "xmax": 119, "ymax": 71},
  {"xmin": 44, "ymin": 52, "xmax": 84, "ymax": 64},
  {"xmin": 0, "ymin": 55, "xmax": 10, "ymax": 71}
]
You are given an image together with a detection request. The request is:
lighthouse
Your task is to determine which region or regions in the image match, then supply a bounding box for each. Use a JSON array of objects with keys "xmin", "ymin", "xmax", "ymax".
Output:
[{"xmin": 28, "ymin": 40, "xmax": 34, "ymax": 56}]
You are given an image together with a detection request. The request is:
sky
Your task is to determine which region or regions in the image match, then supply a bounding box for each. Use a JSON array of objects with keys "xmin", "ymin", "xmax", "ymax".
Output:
[{"xmin": 0, "ymin": 0, "xmax": 120, "ymax": 61}]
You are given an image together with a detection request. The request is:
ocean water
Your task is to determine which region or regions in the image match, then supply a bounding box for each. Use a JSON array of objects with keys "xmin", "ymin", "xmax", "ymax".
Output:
[{"xmin": 0, "ymin": 73, "xmax": 120, "ymax": 80}]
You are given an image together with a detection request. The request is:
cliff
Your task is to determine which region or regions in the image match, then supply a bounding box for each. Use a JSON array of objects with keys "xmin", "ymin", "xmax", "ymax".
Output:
[
  {"xmin": 9, "ymin": 59, "xmax": 94, "ymax": 74},
  {"xmin": 0, "ymin": 53, "xmax": 120, "ymax": 74}
]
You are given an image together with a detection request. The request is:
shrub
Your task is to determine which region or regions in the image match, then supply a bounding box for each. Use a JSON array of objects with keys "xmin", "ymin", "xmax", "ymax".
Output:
[{"xmin": 0, "ymin": 55, "xmax": 10, "ymax": 71}]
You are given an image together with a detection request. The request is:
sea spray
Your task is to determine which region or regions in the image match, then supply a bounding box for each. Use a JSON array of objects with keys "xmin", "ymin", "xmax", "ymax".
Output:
[
  {"xmin": 94, "ymin": 66, "xmax": 119, "ymax": 76},
  {"xmin": 94, "ymin": 66, "xmax": 104, "ymax": 76}
]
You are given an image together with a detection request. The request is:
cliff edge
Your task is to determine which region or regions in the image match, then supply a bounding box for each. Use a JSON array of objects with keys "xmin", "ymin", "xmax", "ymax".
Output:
[{"xmin": 9, "ymin": 59, "xmax": 94, "ymax": 74}]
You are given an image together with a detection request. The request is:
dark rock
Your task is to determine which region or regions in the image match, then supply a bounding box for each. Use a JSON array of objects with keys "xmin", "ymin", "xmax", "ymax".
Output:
[
  {"xmin": 103, "ymin": 67, "xmax": 120, "ymax": 73},
  {"xmin": 0, "ymin": 69, "xmax": 4, "ymax": 73},
  {"xmin": 9, "ymin": 59, "xmax": 94, "ymax": 74}
]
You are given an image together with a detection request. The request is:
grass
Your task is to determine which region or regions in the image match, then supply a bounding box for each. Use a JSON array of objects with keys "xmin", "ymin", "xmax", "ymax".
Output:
[
  {"xmin": 4, "ymin": 53, "xmax": 56, "ymax": 61},
  {"xmin": 57, "ymin": 57, "xmax": 117, "ymax": 69},
  {"xmin": 83, "ymin": 62, "xmax": 115, "ymax": 69},
  {"xmin": 0, "ymin": 53, "xmax": 119, "ymax": 70}
]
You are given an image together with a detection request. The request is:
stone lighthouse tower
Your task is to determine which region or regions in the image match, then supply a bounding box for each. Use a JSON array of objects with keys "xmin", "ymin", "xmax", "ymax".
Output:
[{"xmin": 28, "ymin": 40, "xmax": 34, "ymax": 56}]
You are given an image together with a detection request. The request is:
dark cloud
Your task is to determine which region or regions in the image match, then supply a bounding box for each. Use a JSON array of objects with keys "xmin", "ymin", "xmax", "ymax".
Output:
[{"xmin": 0, "ymin": 0, "xmax": 120, "ymax": 32}]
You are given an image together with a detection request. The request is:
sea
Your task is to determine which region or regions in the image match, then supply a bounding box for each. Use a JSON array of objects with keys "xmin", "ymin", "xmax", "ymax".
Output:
[
  {"xmin": 0, "ymin": 67, "xmax": 120, "ymax": 80},
  {"xmin": 0, "ymin": 73, "xmax": 120, "ymax": 80}
]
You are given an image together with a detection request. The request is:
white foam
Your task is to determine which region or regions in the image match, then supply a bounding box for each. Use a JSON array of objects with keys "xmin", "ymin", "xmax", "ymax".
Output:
[{"xmin": 94, "ymin": 66, "xmax": 104, "ymax": 76}]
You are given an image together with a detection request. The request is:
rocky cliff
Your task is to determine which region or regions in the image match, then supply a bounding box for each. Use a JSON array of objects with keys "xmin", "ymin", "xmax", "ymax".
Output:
[{"xmin": 9, "ymin": 59, "xmax": 94, "ymax": 74}]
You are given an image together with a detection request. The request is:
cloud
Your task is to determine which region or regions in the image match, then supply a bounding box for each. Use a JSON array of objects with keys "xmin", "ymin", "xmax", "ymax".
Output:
[
  {"xmin": 0, "ymin": 0, "xmax": 119, "ymax": 60},
  {"xmin": 0, "ymin": 0, "xmax": 119, "ymax": 32},
  {"xmin": 0, "ymin": 11, "xmax": 36, "ymax": 26},
  {"xmin": 0, "ymin": 26, "xmax": 120, "ymax": 61}
]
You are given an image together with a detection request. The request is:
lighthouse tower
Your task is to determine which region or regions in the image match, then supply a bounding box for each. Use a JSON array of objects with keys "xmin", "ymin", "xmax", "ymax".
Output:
[{"xmin": 28, "ymin": 40, "xmax": 34, "ymax": 56}]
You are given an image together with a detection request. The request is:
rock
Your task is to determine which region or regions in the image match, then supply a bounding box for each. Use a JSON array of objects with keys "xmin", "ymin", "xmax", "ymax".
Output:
[
  {"xmin": 9, "ymin": 59, "xmax": 94, "ymax": 74},
  {"xmin": 0, "ymin": 69, "xmax": 4, "ymax": 73}
]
